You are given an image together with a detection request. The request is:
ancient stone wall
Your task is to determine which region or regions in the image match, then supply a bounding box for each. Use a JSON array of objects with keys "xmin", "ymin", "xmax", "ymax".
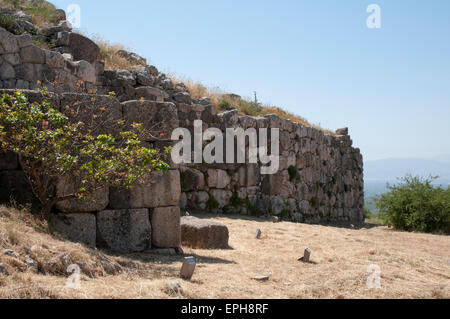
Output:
[
  {"xmin": 0, "ymin": 89, "xmax": 182, "ymax": 253},
  {"xmin": 1, "ymin": 21, "xmax": 364, "ymax": 252}
]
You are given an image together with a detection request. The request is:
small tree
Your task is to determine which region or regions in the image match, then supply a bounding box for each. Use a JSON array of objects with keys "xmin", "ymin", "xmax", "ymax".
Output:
[
  {"xmin": 0, "ymin": 89, "xmax": 170, "ymax": 214},
  {"xmin": 375, "ymin": 175, "xmax": 450, "ymax": 234}
]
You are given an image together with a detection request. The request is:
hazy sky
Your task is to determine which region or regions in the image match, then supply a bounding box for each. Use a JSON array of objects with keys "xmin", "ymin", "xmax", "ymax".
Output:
[{"xmin": 50, "ymin": 0, "xmax": 450, "ymax": 161}]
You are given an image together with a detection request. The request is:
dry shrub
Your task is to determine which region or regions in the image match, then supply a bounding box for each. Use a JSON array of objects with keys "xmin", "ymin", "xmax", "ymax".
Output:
[{"xmin": 93, "ymin": 37, "xmax": 143, "ymax": 71}]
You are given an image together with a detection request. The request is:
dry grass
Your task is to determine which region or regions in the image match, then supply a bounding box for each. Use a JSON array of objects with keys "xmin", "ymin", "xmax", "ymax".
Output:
[
  {"xmin": 168, "ymin": 74, "xmax": 335, "ymax": 134},
  {"xmin": 0, "ymin": 0, "xmax": 62, "ymax": 29},
  {"xmin": 94, "ymin": 38, "xmax": 144, "ymax": 71},
  {"xmin": 1, "ymin": 206, "xmax": 448, "ymax": 299}
]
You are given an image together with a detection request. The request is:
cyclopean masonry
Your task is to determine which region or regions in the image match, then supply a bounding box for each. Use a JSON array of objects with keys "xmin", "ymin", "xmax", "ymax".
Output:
[{"xmin": 0, "ymin": 12, "xmax": 364, "ymax": 252}]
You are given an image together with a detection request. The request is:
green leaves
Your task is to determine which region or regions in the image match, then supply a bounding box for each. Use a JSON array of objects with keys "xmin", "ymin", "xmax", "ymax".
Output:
[
  {"xmin": 0, "ymin": 90, "xmax": 169, "ymax": 210},
  {"xmin": 375, "ymin": 175, "xmax": 450, "ymax": 234}
]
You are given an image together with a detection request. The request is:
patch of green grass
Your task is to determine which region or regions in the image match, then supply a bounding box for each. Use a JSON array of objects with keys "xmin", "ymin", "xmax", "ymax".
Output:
[{"xmin": 206, "ymin": 192, "xmax": 219, "ymax": 210}]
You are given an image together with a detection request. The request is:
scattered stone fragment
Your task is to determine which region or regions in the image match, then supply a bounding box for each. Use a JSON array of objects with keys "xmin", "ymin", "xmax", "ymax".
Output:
[
  {"xmin": 298, "ymin": 248, "xmax": 312, "ymax": 263},
  {"xmin": 25, "ymin": 256, "xmax": 38, "ymax": 271},
  {"xmin": 256, "ymin": 229, "xmax": 262, "ymax": 239},
  {"xmin": 272, "ymin": 216, "xmax": 279, "ymax": 223},
  {"xmin": 165, "ymin": 281, "xmax": 183, "ymax": 296},
  {"xmin": 252, "ymin": 276, "xmax": 270, "ymax": 282},
  {"xmin": 3, "ymin": 249, "xmax": 19, "ymax": 258}
]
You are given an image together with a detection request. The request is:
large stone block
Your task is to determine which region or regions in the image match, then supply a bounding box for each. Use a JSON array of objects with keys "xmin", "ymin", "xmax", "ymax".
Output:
[
  {"xmin": 122, "ymin": 100, "xmax": 179, "ymax": 141},
  {"xmin": 20, "ymin": 45, "xmax": 45, "ymax": 64},
  {"xmin": 180, "ymin": 167, "xmax": 205, "ymax": 192},
  {"xmin": 97, "ymin": 209, "xmax": 152, "ymax": 253},
  {"xmin": 0, "ymin": 27, "xmax": 19, "ymax": 53},
  {"xmin": 135, "ymin": 86, "xmax": 168, "ymax": 102},
  {"xmin": 55, "ymin": 176, "xmax": 109, "ymax": 213},
  {"xmin": 49, "ymin": 213, "xmax": 96, "ymax": 247},
  {"xmin": 109, "ymin": 170, "xmax": 181, "ymax": 209},
  {"xmin": 181, "ymin": 216, "xmax": 229, "ymax": 249},
  {"xmin": 57, "ymin": 32, "xmax": 100, "ymax": 63},
  {"xmin": 207, "ymin": 169, "xmax": 231, "ymax": 189},
  {"xmin": 151, "ymin": 206, "xmax": 181, "ymax": 248},
  {"xmin": 210, "ymin": 189, "xmax": 233, "ymax": 209},
  {"xmin": 0, "ymin": 63, "xmax": 15, "ymax": 80}
]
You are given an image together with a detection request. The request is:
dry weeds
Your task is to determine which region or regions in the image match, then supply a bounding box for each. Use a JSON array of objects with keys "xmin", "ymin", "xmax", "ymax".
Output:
[{"xmin": 1, "ymin": 206, "xmax": 448, "ymax": 299}]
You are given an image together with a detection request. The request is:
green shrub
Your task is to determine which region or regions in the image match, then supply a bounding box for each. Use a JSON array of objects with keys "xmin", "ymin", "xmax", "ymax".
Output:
[
  {"xmin": 0, "ymin": 90, "xmax": 169, "ymax": 214},
  {"xmin": 219, "ymin": 100, "xmax": 234, "ymax": 111},
  {"xmin": 206, "ymin": 192, "xmax": 219, "ymax": 210},
  {"xmin": 375, "ymin": 175, "xmax": 450, "ymax": 234}
]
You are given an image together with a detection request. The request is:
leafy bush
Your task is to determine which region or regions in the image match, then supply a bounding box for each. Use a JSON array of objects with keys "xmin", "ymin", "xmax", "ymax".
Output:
[
  {"xmin": 218, "ymin": 100, "xmax": 234, "ymax": 111},
  {"xmin": 375, "ymin": 175, "xmax": 450, "ymax": 234},
  {"xmin": 0, "ymin": 90, "xmax": 169, "ymax": 214}
]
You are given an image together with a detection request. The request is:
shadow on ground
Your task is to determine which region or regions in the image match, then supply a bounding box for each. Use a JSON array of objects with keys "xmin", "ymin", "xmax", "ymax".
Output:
[{"xmin": 185, "ymin": 209, "xmax": 383, "ymax": 231}]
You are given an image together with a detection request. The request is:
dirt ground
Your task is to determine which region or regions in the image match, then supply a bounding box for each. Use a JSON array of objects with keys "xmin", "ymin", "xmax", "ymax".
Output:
[{"xmin": 1, "ymin": 208, "xmax": 449, "ymax": 299}]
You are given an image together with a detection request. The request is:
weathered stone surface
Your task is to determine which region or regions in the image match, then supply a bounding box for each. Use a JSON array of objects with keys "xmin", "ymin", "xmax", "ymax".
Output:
[
  {"xmin": 116, "ymin": 49, "xmax": 146, "ymax": 64},
  {"xmin": 173, "ymin": 92, "xmax": 191, "ymax": 104},
  {"xmin": 2, "ymin": 53, "xmax": 20, "ymax": 66},
  {"xmin": 210, "ymin": 189, "xmax": 232, "ymax": 209},
  {"xmin": 97, "ymin": 209, "xmax": 152, "ymax": 253},
  {"xmin": 122, "ymin": 100, "xmax": 178, "ymax": 141},
  {"xmin": 180, "ymin": 167, "xmax": 205, "ymax": 192},
  {"xmin": 151, "ymin": 206, "xmax": 181, "ymax": 248},
  {"xmin": 49, "ymin": 213, "xmax": 96, "ymax": 247},
  {"xmin": 55, "ymin": 176, "xmax": 109, "ymax": 213},
  {"xmin": 44, "ymin": 50, "xmax": 65, "ymax": 68},
  {"xmin": 135, "ymin": 86, "xmax": 168, "ymax": 102},
  {"xmin": 336, "ymin": 127, "xmax": 349, "ymax": 136},
  {"xmin": 16, "ymin": 34, "xmax": 33, "ymax": 48},
  {"xmin": 20, "ymin": 45, "xmax": 45, "ymax": 64},
  {"xmin": 0, "ymin": 151, "xmax": 17, "ymax": 170},
  {"xmin": 72, "ymin": 60, "xmax": 96, "ymax": 83},
  {"xmin": 0, "ymin": 63, "xmax": 15, "ymax": 80},
  {"xmin": 14, "ymin": 63, "xmax": 53, "ymax": 83},
  {"xmin": 0, "ymin": 27, "xmax": 19, "ymax": 53},
  {"xmin": 181, "ymin": 216, "xmax": 229, "ymax": 249},
  {"xmin": 57, "ymin": 32, "xmax": 100, "ymax": 63},
  {"xmin": 238, "ymin": 164, "xmax": 261, "ymax": 187},
  {"xmin": 109, "ymin": 170, "xmax": 181, "ymax": 209},
  {"xmin": 207, "ymin": 169, "xmax": 231, "ymax": 189}
]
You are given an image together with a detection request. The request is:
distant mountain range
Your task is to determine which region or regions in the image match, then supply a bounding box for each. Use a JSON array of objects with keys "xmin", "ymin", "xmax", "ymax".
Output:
[{"xmin": 364, "ymin": 156, "xmax": 450, "ymax": 208}]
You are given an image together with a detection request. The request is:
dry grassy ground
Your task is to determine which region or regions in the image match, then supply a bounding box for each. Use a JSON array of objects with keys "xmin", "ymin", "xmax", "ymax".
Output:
[{"xmin": 0, "ymin": 207, "xmax": 448, "ymax": 299}]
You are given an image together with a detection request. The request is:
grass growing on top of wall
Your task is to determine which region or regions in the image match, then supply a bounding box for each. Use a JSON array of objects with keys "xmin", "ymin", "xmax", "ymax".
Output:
[{"xmin": 0, "ymin": 0, "xmax": 63, "ymax": 28}]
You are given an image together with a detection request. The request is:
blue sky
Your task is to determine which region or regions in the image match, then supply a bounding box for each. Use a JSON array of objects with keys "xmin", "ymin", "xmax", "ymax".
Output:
[{"xmin": 50, "ymin": 0, "xmax": 450, "ymax": 161}]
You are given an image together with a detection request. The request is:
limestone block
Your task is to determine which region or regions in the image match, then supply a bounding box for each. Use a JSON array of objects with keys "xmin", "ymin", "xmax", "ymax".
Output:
[
  {"xmin": 97, "ymin": 209, "xmax": 152, "ymax": 252},
  {"xmin": 55, "ymin": 176, "xmax": 109, "ymax": 213},
  {"xmin": 49, "ymin": 213, "xmax": 96, "ymax": 247},
  {"xmin": 207, "ymin": 169, "xmax": 231, "ymax": 189},
  {"xmin": 151, "ymin": 206, "xmax": 181, "ymax": 248},
  {"xmin": 20, "ymin": 45, "xmax": 45, "ymax": 64},
  {"xmin": 181, "ymin": 216, "xmax": 229, "ymax": 249},
  {"xmin": 109, "ymin": 170, "xmax": 181, "ymax": 209},
  {"xmin": 122, "ymin": 100, "xmax": 178, "ymax": 141}
]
